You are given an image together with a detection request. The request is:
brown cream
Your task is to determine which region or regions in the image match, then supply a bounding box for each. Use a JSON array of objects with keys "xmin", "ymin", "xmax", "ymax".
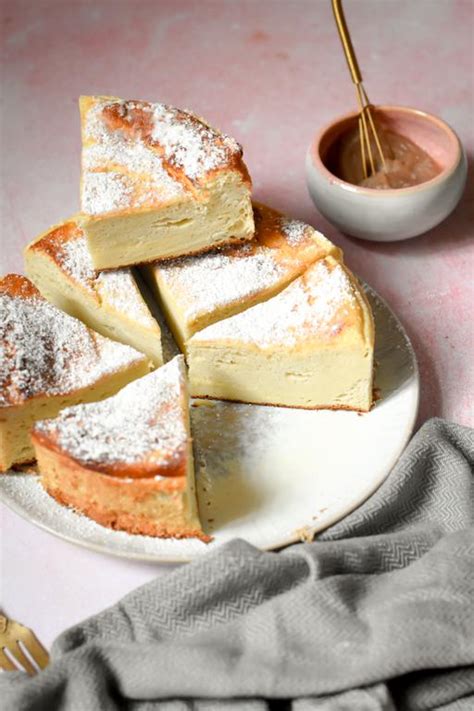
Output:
[{"xmin": 329, "ymin": 127, "xmax": 441, "ymax": 190}]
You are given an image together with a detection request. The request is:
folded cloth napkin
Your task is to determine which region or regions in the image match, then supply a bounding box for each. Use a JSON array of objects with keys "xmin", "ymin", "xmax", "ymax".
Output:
[{"xmin": 2, "ymin": 418, "xmax": 473, "ymax": 711}]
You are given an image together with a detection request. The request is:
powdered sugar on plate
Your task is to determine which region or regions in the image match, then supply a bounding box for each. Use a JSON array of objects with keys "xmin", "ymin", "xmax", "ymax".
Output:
[
  {"xmin": 191, "ymin": 260, "xmax": 357, "ymax": 348},
  {"xmin": 0, "ymin": 279, "xmax": 146, "ymax": 407},
  {"xmin": 35, "ymin": 356, "xmax": 187, "ymax": 469}
]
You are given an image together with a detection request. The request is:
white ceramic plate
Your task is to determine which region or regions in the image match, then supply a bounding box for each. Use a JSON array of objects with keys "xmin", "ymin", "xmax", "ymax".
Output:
[{"xmin": 0, "ymin": 287, "xmax": 419, "ymax": 563}]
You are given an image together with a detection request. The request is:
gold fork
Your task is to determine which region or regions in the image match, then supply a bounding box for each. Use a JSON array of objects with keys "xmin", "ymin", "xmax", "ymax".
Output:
[{"xmin": 0, "ymin": 614, "xmax": 49, "ymax": 675}]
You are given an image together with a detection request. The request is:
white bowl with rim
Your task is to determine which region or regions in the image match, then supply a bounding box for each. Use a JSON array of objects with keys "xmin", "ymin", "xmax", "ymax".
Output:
[{"xmin": 306, "ymin": 106, "xmax": 467, "ymax": 242}]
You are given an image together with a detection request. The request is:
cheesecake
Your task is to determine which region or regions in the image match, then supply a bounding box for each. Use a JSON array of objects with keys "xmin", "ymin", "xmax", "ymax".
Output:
[
  {"xmin": 186, "ymin": 257, "xmax": 374, "ymax": 411},
  {"xmin": 143, "ymin": 202, "xmax": 342, "ymax": 350},
  {"xmin": 24, "ymin": 218, "xmax": 163, "ymax": 365},
  {"xmin": 78, "ymin": 96, "xmax": 254, "ymax": 269},
  {"xmin": 32, "ymin": 356, "xmax": 206, "ymax": 540},
  {"xmin": 0, "ymin": 275, "xmax": 151, "ymax": 472}
]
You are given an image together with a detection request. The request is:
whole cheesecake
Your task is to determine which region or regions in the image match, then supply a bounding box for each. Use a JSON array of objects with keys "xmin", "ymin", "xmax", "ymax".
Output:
[
  {"xmin": 0, "ymin": 275, "xmax": 150, "ymax": 472},
  {"xmin": 142, "ymin": 202, "xmax": 342, "ymax": 350},
  {"xmin": 24, "ymin": 218, "xmax": 163, "ymax": 365},
  {"xmin": 78, "ymin": 96, "xmax": 254, "ymax": 269},
  {"xmin": 32, "ymin": 356, "xmax": 207, "ymax": 540},
  {"xmin": 187, "ymin": 257, "xmax": 374, "ymax": 411}
]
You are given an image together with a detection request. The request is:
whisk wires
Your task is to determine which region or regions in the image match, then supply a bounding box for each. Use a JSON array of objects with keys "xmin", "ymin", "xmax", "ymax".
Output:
[{"xmin": 331, "ymin": 0, "xmax": 386, "ymax": 178}]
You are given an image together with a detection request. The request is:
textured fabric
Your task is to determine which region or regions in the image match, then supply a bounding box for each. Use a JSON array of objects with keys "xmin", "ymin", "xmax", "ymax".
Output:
[{"xmin": 1, "ymin": 418, "xmax": 473, "ymax": 711}]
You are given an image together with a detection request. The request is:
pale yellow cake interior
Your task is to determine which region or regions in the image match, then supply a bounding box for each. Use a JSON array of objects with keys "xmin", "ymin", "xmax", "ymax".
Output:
[
  {"xmin": 25, "ymin": 230, "xmax": 163, "ymax": 365},
  {"xmin": 79, "ymin": 172, "xmax": 254, "ymax": 270}
]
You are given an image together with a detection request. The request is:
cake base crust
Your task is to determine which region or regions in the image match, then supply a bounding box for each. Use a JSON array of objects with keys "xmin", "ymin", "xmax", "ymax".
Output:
[
  {"xmin": 35, "ymin": 442, "xmax": 209, "ymax": 542},
  {"xmin": 191, "ymin": 394, "xmax": 371, "ymax": 413},
  {"xmin": 45, "ymin": 485, "xmax": 210, "ymax": 542}
]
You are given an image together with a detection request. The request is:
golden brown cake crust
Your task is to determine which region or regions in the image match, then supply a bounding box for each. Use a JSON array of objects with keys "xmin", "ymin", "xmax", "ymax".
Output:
[
  {"xmin": 29, "ymin": 221, "xmax": 82, "ymax": 260},
  {"xmin": 43, "ymin": 482, "xmax": 210, "ymax": 542},
  {"xmin": 0, "ymin": 273, "xmax": 40, "ymax": 299},
  {"xmin": 35, "ymin": 435, "xmax": 210, "ymax": 542},
  {"xmin": 31, "ymin": 429, "xmax": 188, "ymax": 480},
  {"xmin": 95, "ymin": 98, "xmax": 251, "ymax": 191},
  {"xmin": 80, "ymin": 95, "xmax": 252, "ymax": 218}
]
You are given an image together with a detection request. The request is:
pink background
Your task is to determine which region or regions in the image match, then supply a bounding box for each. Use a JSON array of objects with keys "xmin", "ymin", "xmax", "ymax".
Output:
[{"xmin": 1, "ymin": 0, "xmax": 473, "ymax": 648}]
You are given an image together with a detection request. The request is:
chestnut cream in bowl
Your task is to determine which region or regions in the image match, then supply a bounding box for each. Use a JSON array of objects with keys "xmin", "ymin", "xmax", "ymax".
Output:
[{"xmin": 306, "ymin": 106, "xmax": 467, "ymax": 242}]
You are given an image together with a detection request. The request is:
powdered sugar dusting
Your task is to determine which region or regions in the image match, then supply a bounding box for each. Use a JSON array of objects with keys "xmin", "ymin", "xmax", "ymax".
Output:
[
  {"xmin": 81, "ymin": 96, "xmax": 242, "ymax": 216},
  {"xmin": 191, "ymin": 260, "xmax": 357, "ymax": 348},
  {"xmin": 34, "ymin": 357, "xmax": 187, "ymax": 469},
  {"xmin": 52, "ymin": 230, "xmax": 157, "ymax": 329},
  {"xmin": 60, "ymin": 238, "xmax": 95, "ymax": 289},
  {"xmin": 151, "ymin": 104, "xmax": 238, "ymax": 180},
  {"xmin": 82, "ymin": 172, "xmax": 134, "ymax": 215},
  {"xmin": 82, "ymin": 108, "xmax": 184, "ymax": 215},
  {"xmin": 155, "ymin": 213, "xmax": 331, "ymax": 323},
  {"xmin": 279, "ymin": 218, "xmax": 310, "ymax": 245},
  {"xmin": 96, "ymin": 272, "xmax": 157, "ymax": 328},
  {"xmin": 0, "ymin": 283, "xmax": 146, "ymax": 408},
  {"xmin": 157, "ymin": 243, "xmax": 285, "ymax": 322}
]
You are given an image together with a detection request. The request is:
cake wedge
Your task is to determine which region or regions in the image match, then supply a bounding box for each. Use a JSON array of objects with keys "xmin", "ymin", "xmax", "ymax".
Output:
[
  {"xmin": 32, "ymin": 356, "xmax": 206, "ymax": 540},
  {"xmin": 186, "ymin": 257, "xmax": 374, "ymax": 411},
  {"xmin": 143, "ymin": 202, "xmax": 342, "ymax": 350},
  {"xmin": 24, "ymin": 218, "xmax": 163, "ymax": 365},
  {"xmin": 0, "ymin": 275, "xmax": 151, "ymax": 472},
  {"xmin": 78, "ymin": 95, "xmax": 254, "ymax": 269}
]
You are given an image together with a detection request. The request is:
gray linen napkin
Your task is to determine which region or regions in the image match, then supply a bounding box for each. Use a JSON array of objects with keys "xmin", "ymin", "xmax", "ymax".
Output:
[{"xmin": 1, "ymin": 418, "xmax": 473, "ymax": 711}]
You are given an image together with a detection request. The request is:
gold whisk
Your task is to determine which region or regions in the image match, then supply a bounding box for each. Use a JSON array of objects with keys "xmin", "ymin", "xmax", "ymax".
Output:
[{"xmin": 331, "ymin": 0, "xmax": 386, "ymax": 178}]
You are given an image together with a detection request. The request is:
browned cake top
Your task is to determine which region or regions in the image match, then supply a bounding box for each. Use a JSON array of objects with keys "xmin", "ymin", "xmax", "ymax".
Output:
[
  {"xmin": 0, "ymin": 274, "xmax": 146, "ymax": 408},
  {"xmin": 81, "ymin": 95, "xmax": 251, "ymax": 216}
]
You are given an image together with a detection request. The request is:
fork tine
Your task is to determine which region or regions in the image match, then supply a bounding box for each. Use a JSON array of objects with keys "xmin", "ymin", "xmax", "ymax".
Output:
[
  {"xmin": 0, "ymin": 648, "xmax": 18, "ymax": 672},
  {"xmin": 4, "ymin": 642, "xmax": 37, "ymax": 676},
  {"xmin": 22, "ymin": 634, "xmax": 49, "ymax": 670}
]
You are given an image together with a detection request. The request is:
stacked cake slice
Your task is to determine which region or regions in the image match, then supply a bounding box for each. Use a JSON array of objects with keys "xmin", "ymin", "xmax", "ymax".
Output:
[
  {"xmin": 0, "ymin": 275, "xmax": 150, "ymax": 472},
  {"xmin": 78, "ymin": 95, "xmax": 255, "ymax": 268},
  {"xmin": 24, "ymin": 218, "xmax": 163, "ymax": 365},
  {"xmin": 2, "ymin": 94, "xmax": 375, "ymax": 541},
  {"xmin": 31, "ymin": 356, "xmax": 206, "ymax": 540}
]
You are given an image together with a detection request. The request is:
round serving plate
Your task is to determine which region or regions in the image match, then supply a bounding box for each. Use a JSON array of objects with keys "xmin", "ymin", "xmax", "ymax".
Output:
[{"xmin": 0, "ymin": 286, "xmax": 419, "ymax": 563}]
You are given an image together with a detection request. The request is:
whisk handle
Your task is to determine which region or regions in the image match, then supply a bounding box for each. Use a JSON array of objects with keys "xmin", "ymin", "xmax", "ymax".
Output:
[{"xmin": 331, "ymin": 0, "xmax": 363, "ymax": 85}]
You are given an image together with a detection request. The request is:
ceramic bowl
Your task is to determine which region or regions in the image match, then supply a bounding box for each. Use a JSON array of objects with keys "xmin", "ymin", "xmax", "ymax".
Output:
[{"xmin": 306, "ymin": 106, "xmax": 467, "ymax": 242}]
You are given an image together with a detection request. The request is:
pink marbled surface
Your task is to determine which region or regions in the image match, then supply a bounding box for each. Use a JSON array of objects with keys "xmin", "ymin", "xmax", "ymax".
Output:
[{"xmin": 0, "ymin": 0, "xmax": 473, "ymax": 648}]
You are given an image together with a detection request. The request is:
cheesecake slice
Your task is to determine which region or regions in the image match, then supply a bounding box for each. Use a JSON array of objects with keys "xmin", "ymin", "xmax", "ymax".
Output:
[
  {"xmin": 32, "ymin": 356, "xmax": 206, "ymax": 540},
  {"xmin": 24, "ymin": 218, "xmax": 163, "ymax": 365},
  {"xmin": 78, "ymin": 95, "xmax": 254, "ymax": 269},
  {"xmin": 143, "ymin": 203, "xmax": 342, "ymax": 350},
  {"xmin": 0, "ymin": 275, "xmax": 151, "ymax": 472},
  {"xmin": 187, "ymin": 257, "xmax": 374, "ymax": 411}
]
